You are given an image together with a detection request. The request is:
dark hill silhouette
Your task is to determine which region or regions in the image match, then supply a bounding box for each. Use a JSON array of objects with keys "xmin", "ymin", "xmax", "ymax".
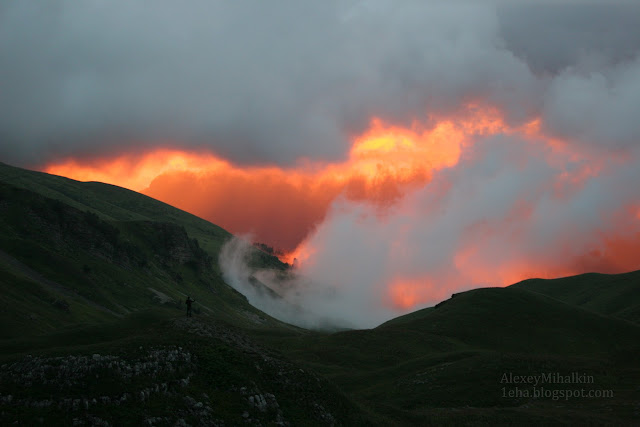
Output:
[{"xmin": 512, "ymin": 270, "xmax": 640, "ymax": 324}]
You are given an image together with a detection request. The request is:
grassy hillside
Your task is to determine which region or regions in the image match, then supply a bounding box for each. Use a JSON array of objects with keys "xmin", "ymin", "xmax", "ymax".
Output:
[
  {"xmin": 267, "ymin": 286, "xmax": 640, "ymax": 425},
  {"xmin": 512, "ymin": 270, "xmax": 640, "ymax": 324},
  {"xmin": 0, "ymin": 312, "xmax": 370, "ymax": 426},
  {"xmin": 0, "ymin": 161, "xmax": 286, "ymax": 272},
  {"xmin": 0, "ymin": 180, "xmax": 293, "ymax": 336}
]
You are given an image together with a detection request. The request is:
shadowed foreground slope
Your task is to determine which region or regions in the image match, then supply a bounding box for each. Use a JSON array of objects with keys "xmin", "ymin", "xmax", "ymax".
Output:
[{"xmin": 270, "ymin": 280, "xmax": 640, "ymax": 425}]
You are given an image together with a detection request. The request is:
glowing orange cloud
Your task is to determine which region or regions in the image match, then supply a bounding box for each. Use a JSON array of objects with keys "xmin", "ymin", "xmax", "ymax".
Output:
[
  {"xmin": 44, "ymin": 148, "xmax": 230, "ymax": 192},
  {"xmin": 387, "ymin": 278, "xmax": 450, "ymax": 309},
  {"xmin": 44, "ymin": 106, "xmax": 510, "ymax": 250},
  {"xmin": 41, "ymin": 104, "xmax": 640, "ymax": 314}
]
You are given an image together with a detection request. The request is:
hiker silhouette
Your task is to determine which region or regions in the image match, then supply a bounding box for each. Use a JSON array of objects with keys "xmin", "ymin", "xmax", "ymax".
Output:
[{"xmin": 185, "ymin": 296, "xmax": 195, "ymax": 317}]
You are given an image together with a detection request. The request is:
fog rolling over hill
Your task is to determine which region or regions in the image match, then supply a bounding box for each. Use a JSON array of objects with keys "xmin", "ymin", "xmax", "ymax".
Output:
[
  {"xmin": 1, "ymin": 162, "xmax": 639, "ymax": 425},
  {"xmin": 219, "ymin": 235, "xmax": 404, "ymax": 330}
]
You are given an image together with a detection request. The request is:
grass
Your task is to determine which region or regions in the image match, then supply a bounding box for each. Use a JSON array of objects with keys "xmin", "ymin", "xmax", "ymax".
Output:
[
  {"xmin": 513, "ymin": 270, "xmax": 640, "ymax": 324},
  {"xmin": 1, "ymin": 161, "xmax": 250, "ymax": 268},
  {"xmin": 0, "ymin": 177, "xmax": 293, "ymax": 335},
  {"xmin": 0, "ymin": 312, "xmax": 374, "ymax": 426},
  {"xmin": 258, "ymin": 285, "xmax": 640, "ymax": 424}
]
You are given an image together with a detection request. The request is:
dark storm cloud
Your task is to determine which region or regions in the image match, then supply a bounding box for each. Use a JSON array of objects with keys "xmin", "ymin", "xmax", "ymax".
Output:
[
  {"xmin": 0, "ymin": 1, "xmax": 639, "ymax": 166},
  {"xmin": 498, "ymin": 3, "xmax": 640, "ymax": 75},
  {"xmin": 498, "ymin": 2, "xmax": 640, "ymax": 150}
]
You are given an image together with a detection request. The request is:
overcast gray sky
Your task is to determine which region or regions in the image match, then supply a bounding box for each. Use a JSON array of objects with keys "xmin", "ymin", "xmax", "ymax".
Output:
[{"xmin": 1, "ymin": 1, "xmax": 639, "ymax": 166}]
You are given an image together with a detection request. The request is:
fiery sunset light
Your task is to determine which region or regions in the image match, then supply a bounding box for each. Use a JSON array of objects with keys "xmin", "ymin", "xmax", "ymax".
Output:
[
  {"xmin": 3, "ymin": 1, "xmax": 640, "ymax": 326},
  {"xmin": 42, "ymin": 104, "xmax": 640, "ymax": 312},
  {"xmin": 43, "ymin": 106, "xmax": 518, "ymax": 249},
  {"xmin": 44, "ymin": 106, "xmax": 504, "ymax": 251}
]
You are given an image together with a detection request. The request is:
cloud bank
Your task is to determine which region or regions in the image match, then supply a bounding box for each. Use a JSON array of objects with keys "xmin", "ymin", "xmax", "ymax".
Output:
[
  {"xmin": 219, "ymin": 236, "xmax": 394, "ymax": 329},
  {"xmin": 2, "ymin": 1, "xmax": 639, "ymax": 327},
  {"xmin": 2, "ymin": 1, "xmax": 639, "ymax": 166},
  {"xmin": 217, "ymin": 129, "xmax": 640, "ymax": 329}
]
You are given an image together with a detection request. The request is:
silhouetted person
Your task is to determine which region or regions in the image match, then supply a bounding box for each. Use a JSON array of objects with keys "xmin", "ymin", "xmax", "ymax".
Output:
[{"xmin": 185, "ymin": 296, "xmax": 195, "ymax": 317}]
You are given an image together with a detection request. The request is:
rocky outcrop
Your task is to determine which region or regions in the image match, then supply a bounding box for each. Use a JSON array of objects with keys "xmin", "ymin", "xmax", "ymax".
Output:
[
  {"xmin": 0, "ymin": 321, "xmax": 352, "ymax": 426},
  {"xmin": 0, "ymin": 346, "xmax": 200, "ymax": 425}
]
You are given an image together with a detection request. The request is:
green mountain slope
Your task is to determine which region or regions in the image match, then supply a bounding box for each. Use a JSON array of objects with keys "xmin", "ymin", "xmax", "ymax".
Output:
[
  {"xmin": 511, "ymin": 270, "xmax": 640, "ymax": 324},
  {"xmin": 271, "ymin": 286, "xmax": 640, "ymax": 425},
  {"xmin": 379, "ymin": 287, "xmax": 639, "ymax": 354},
  {"xmin": 0, "ymin": 161, "xmax": 288, "ymax": 271},
  {"xmin": 0, "ymin": 161, "xmax": 298, "ymax": 339}
]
